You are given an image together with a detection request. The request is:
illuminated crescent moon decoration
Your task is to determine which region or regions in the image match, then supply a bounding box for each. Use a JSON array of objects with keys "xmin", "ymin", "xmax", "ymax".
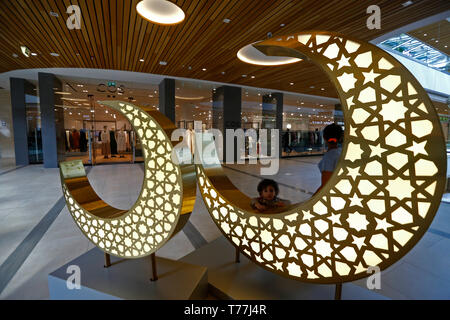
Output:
[
  {"xmin": 60, "ymin": 101, "xmax": 196, "ymax": 258},
  {"xmin": 196, "ymin": 32, "xmax": 446, "ymax": 283}
]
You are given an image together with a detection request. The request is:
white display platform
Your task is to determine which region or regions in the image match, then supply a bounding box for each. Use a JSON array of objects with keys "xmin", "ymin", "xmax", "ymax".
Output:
[
  {"xmin": 180, "ymin": 236, "xmax": 389, "ymax": 300},
  {"xmin": 48, "ymin": 248, "xmax": 208, "ymax": 300}
]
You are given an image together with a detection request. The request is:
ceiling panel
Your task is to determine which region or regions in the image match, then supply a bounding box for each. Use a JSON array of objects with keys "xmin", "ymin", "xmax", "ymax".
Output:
[
  {"xmin": 408, "ymin": 19, "xmax": 450, "ymax": 55},
  {"xmin": 0, "ymin": 0, "xmax": 448, "ymax": 98}
]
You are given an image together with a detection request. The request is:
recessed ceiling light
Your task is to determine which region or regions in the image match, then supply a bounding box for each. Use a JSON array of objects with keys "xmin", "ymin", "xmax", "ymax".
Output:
[
  {"xmin": 221, "ymin": 71, "xmax": 225, "ymax": 75},
  {"xmin": 50, "ymin": 52, "xmax": 59, "ymax": 57},
  {"xmin": 321, "ymin": 88, "xmax": 325, "ymax": 90},
  {"xmin": 31, "ymin": 53, "xmax": 37, "ymax": 56},
  {"xmin": 237, "ymin": 41, "xmax": 302, "ymax": 66},
  {"xmin": 223, "ymin": 18, "xmax": 231, "ymax": 23},
  {"xmin": 160, "ymin": 61, "xmax": 167, "ymax": 65},
  {"xmin": 202, "ymin": 68, "xmax": 207, "ymax": 71},
  {"xmin": 310, "ymin": 86, "xmax": 315, "ymax": 89},
  {"xmin": 280, "ymin": 24, "xmax": 285, "ymax": 27},
  {"xmin": 242, "ymin": 74, "xmax": 247, "ymax": 78},
  {"xmin": 136, "ymin": 0, "xmax": 185, "ymax": 25},
  {"xmin": 140, "ymin": 59, "xmax": 145, "ymax": 62},
  {"xmin": 423, "ymin": 33, "xmax": 427, "ymax": 36},
  {"xmin": 251, "ymin": 75, "xmax": 255, "ymax": 79},
  {"xmin": 290, "ymin": 82, "xmax": 294, "ymax": 85},
  {"xmin": 402, "ymin": 1, "xmax": 413, "ymax": 7}
]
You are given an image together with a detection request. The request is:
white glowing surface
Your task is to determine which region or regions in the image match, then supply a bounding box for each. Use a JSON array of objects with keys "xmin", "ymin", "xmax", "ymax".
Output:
[
  {"xmin": 237, "ymin": 42, "xmax": 301, "ymax": 66},
  {"xmin": 136, "ymin": 0, "xmax": 185, "ymax": 25},
  {"xmin": 197, "ymin": 32, "xmax": 444, "ymax": 283}
]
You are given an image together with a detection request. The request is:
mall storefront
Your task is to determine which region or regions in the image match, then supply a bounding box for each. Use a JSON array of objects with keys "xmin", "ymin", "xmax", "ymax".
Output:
[
  {"xmin": 3, "ymin": 70, "xmax": 364, "ymax": 169},
  {"xmin": 1, "ymin": 67, "xmax": 449, "ymax": 170}
]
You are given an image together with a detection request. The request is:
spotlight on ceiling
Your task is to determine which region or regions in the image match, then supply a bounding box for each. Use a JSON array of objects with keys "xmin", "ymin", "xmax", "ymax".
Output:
[
  {"xmin": 237, "ymin": 41, "xmax": 302, "ymax": 66},
  {"xmin": 136, "ymin": 0, "xmax": 185, "ymax": 25},
  {"xmin": 20, "ymin": 45, "xmax": 31, "ymax": 57}
]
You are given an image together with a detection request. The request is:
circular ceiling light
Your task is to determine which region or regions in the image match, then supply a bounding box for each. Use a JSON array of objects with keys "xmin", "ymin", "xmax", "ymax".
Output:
[
  {"xmin": 136, "ymin": 0, "xmax": 185, "ymax": 25},
  {"xmin": 175, "ymin": 95, "xmax": 205, "ymax": 100},
  {"xmin": 237, "ymin": 41, "xmax": 301, "ymax": 66}
]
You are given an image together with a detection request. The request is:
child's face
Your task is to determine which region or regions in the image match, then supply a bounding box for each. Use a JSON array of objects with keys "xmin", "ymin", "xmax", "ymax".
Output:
[{"xmin": 261, "ymin": 186, "xmax": 276, "ymax": 201}]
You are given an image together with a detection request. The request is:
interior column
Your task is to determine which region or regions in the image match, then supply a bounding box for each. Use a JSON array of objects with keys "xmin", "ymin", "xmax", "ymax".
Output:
[
  {"xmin": 262, "ymin": 92, "xmax": 283, "ymax": 158},
  {"xmin": 38, "ymin": 72, "xmax": 64, "ymax": 168},
  {"xmin": 159, "ymin": 78, "xmax": 175, "ymax": 123},
  {"xmin": 10, "ymin": 78, "xmax": 33, "ymax": 166},
  {"xmin": 212, "ymin": 85, "xmax": 242, "ymax": 162}
]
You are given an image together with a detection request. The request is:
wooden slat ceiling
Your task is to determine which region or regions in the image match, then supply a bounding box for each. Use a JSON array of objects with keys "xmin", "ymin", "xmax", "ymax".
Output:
[
  {"xmin": 0, "ymin": 0, "xmax": 449, "ymax": 99},
  {"xmin": 408, "ymin": 19, "xmax": 450, "ymax": 55}
]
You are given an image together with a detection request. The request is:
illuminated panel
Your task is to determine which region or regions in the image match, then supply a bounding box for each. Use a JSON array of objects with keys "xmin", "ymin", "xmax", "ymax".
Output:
[
  {"xmin": 60, "ymin": 101, "xmax": 195, "ymax": 259},
  {"xmin": 196, "ymin": 32, "xmax": 446, "ymax": 284},
  {"xmin": 136, "ymin": 0, "xmax": 185, "ymax": 25}
]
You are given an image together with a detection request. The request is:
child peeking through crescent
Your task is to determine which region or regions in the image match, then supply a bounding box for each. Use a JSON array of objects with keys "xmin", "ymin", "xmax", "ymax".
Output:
[{"xmin": 251, "ymin": 179, "xmax": 291, "ymax": 213}]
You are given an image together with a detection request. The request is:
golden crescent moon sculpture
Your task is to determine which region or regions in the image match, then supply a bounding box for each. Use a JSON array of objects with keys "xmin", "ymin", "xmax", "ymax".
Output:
[
  {"xmin": 196, "ymin": 31, "xmax": 446, "ymax": 283},
  {"xmin": 59, "ymin": 101, "xmax": 196, "ymax": 258}
]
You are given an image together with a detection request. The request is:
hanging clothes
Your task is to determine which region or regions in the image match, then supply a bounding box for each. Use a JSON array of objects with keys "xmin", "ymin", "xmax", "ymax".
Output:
[
  {"xmin": 69, "ymin": 131, "xmax": 74, "ymax": 151},
  {"xmin": 185, "ymin": 129, "xmax": 195, "ymax": 155},
  {"xmin": 117, "ymin": 130, "xmax": 127, "ymax": 153},
  {"xmin": 80, "ymin": 130, "xmax": 87, "ymax": 152},
  {"xmin": 110, "ymin": 130, "xmax": 118, "ymax": 155},
  {"xmin": 100, "ymin": 130, "xmax": 110, "ymax": 157},
  {"xmin": 72, "ymin": 130, "xmax": 80, "ymax": 150},
  {"xmin": 125, "ymin": 131, "xmax": 130, "ymax": 151},
  {"xmin": 65, "ymin": 130, "xmax": 70, "ymax": 151}
]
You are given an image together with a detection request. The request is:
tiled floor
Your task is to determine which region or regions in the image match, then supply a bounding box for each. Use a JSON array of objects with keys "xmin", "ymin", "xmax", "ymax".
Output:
[
  {"xmin": 0, "ymin": 158, "xmax": 20, "ymax": 175},
  {"xmin": 0, "ymin": 157, "xmax": 449, "ymax": 299}
]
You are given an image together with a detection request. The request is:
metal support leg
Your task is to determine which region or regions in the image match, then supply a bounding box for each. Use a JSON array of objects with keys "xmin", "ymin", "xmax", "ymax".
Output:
[
  {"xmin": 235, "ymin": 247, "xmax": 240, "ymax": 263},
  {"xmin": 150, "ymin": 253, "xmax": 158, "ymax": 282},
  {"xmin": 104, "ymin": 253, "xmax": 111, "ymax": 268},
  {"xmin": 335, "ymin": 283, "xmax": 342, "ymax": 300}
]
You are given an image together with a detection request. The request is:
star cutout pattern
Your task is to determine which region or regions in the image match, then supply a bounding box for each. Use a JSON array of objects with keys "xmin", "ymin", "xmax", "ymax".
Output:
[
  {"xmin": 362, "ymin": 69, "xmax": 381, "ymax": 84},
  {"xmin": 61, "ymin": 102, "xmax": 185, "ymax": 258},
  {"xmin": 195, "ymin": 32, "xmax": 444, "ymax": 284}
]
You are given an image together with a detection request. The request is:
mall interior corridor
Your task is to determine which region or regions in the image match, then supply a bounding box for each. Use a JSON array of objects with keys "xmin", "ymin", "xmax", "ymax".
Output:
[{"xmin": 0, "ymin": 158, "xmax": 449, "ymax": 300}]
